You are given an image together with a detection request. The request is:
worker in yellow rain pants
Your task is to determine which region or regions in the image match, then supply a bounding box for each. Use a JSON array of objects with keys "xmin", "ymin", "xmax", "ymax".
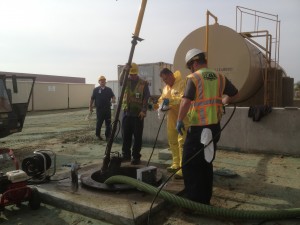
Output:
[{"xmin": 158, "ymin": 68, "xmax": 189, "ymax": 179}]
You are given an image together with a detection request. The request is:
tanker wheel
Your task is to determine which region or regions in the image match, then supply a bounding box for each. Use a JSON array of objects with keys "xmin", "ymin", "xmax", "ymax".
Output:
[{"xmin": 28, "ymin": 187, "xmax": 41, "ymax": 210}]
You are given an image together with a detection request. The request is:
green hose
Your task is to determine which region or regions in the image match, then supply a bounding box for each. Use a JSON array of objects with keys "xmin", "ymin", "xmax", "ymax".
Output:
[{"xmin": 105, "ymin": 175, "xmax": 300, "ymax": 220}]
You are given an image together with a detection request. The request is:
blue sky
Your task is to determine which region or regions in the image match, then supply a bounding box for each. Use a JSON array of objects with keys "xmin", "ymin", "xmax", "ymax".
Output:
[{"xmin": 0, "ymin": 0, "xmax": 299, "ymax": 85}]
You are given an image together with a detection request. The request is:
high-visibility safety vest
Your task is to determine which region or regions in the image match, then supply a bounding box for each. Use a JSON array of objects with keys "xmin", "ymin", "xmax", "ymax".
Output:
[
  {"xmin": 187, "ymin": 68, "xmax": 225, "ymax": 126},
  {"xmin": 122, "ymin": 78, "xmax": 147, "ymax": 115}
]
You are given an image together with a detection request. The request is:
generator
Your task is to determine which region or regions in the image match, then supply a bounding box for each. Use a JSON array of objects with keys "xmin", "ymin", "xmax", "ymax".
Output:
[{"xmin": 0, "ymin": 149, "xmax": 41, "ymax": 211}]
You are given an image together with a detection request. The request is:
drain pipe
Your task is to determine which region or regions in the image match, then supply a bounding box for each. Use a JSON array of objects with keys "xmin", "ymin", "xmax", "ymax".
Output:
[{"xmin": 105, "ymin": 175, "xmax": 300, "ymax": 220}]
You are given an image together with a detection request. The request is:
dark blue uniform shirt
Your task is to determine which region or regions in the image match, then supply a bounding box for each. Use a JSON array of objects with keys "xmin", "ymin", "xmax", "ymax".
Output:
[{"xmin": 91, "ymin": 86, "xmax": 115, "ymax": 110}]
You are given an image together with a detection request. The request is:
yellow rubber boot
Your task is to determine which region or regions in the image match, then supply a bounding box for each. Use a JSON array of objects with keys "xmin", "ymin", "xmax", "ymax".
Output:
[
  {"xmin": 167, "ymin": 147, "xmax": 180, "ymax": 172},
  {"xmin": 174, "ymin": 169, "xmax": 183, "ymax": 179},
  {"xmin": 166, "ymin": 125, "xmax": 181, "ymax": 172},
  {"xmin": 174, "ymin": 130, "xmax": 185, "ymax": 179}
]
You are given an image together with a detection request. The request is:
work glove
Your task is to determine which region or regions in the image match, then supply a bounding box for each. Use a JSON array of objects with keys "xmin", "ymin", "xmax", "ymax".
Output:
[
  {"xmin": 162, "ymin": 98, "xmax": 169, "ymax": 106},
  {"xmin": 176, "ymin": 120, "xmax": 185, "ymax": 136},
  {"xmin": 138, "ymin": 111, "xmax": 146, "ymax": 120},
  {"xmin": 160, "ymin": 98, "xmax": 170, "ymax": 111}
]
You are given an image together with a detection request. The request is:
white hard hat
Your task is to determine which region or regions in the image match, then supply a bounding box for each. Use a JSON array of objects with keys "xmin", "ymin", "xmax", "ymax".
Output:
[{"xmin": 185, "ymin": 48, "xmax": 205, "ymax": 65}]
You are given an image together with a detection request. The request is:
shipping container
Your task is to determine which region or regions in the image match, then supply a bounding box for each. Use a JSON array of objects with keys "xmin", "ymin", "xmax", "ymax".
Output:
[
  {"xmin": 2, "ymin": 72, "xmax": 95, "ymax": 111},
  {"xmin": 106, "ymin": 80, "xmax": 119, "ymax": 100},
  {"xmin": 32, "ymin": 83, "xmax": 69, "ymax": 110},
  {"xmin": 26, "ymin": 82, "xmax": 94, "ymax": 111},
  {"xmin": 69, "ymin": 83, "xmax": 95, "ymax": 108}
]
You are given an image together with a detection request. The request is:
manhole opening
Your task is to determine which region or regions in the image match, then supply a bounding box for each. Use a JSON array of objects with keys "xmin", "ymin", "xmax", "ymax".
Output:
[{"xmin": 81, "ymin": 165, "xmax": 163, "ymax": 191}]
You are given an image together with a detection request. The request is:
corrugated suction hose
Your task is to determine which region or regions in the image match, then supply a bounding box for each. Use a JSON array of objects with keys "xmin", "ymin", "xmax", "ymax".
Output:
[{"xmin": 105, "ymin": 175, "xmax": 300, "ymax": 220}]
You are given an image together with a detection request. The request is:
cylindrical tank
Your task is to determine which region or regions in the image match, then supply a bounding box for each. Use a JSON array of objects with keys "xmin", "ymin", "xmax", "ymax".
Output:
[{"xmin": 173, "ymin": 24, "xmax": 265, "ymax": 103}]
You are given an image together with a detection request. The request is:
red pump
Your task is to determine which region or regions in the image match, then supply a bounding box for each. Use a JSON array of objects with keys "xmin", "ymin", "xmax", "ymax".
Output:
[{"xmin": 0, "ymin": 148, "xmax": 41, "ymax": 211}]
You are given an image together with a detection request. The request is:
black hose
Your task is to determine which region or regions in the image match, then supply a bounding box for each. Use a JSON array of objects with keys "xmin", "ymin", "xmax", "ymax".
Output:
[
  {"xmin": 146, "ymin": 104, "xmax": 236, "ymax": 224},
  {"xmin": 146, "ymin": 112, "xmax": 166, "ymax": 166}
]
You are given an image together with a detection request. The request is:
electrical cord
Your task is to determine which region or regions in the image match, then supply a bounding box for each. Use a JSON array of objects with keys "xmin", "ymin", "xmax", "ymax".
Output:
[
  {"xmin": 144, "ymin": 69, "xmax": 279, "ymax": 224},
  {"xmin": 146, "ymin": 104, "xmax": 237, "ymax": 225},
  {"xmin": 146, "ymin": 112, "xmax": 166, "ymax": 166},
  {"xmin": 104, "ymin": 103, "xmax": 300, "ymax": 223}
]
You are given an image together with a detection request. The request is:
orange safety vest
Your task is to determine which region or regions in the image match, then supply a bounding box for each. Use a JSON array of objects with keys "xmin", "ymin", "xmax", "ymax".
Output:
[{"xmin": 187, "ymin": 68, "xmax": 225, "ymax": 126}]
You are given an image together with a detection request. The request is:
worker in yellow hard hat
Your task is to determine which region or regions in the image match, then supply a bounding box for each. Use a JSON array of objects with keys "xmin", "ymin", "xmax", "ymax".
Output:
[
  {"xmin": 89, "ymin": 75, "xmax": 116, "ymax": 141},
  {"xmin": 176, "ymin": 48, "xmax": 239, "ymax": 205},
  {"xmin": 129, "ymin": 62, "xmax": 139, "ymax": 75},
  {"xmin": 158, "ymin": 68, "xmax": 188, "ymax": 179},
  {"xmin": 121, "ymin": 62, "xmax": 150, "ymax": 165}
]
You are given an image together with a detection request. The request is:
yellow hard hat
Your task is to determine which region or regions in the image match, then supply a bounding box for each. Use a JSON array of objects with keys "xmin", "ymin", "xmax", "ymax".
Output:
[
  {"xmin": 98, "ymin": 75, "xmax": 106, "ymax": 81},
  {"xmin": 129, "ymin": 63, "xmax": 139, "ymax": 75}
]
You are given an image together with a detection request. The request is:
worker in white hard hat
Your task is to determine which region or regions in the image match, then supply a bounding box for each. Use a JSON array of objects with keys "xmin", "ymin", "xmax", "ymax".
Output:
[
  {"xmin": 176, "ymin": 48, "xmax": 239, "ymax": 205},
  {"xmin": 158, "ymin": 68, "xmax": 189, "ymax": 179},
  {"xmin": 89, "ymin": 75, "xmax": 116, "ymax": 141},
  {"xmin": 121, "ymin": 62, "xmax": 150, "ymax": 165}
]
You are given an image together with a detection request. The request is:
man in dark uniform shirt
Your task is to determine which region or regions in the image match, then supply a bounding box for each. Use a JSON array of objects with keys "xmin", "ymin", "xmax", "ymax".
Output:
[{"xmin": 89, "ymin": 75, "xmax": 116, "ymax": 141}]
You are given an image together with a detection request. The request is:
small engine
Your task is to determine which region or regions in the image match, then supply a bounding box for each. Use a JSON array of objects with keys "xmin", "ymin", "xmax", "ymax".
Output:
[
  {"xmin": 0, "ymin": 149, "xmax": 53, "ymax": 211},
  {"xmin": 21, "ymin": 150, "xmax": 56, "ymax": 183},
  {"xmin": 0, "ymin": 169, "xmax": 41, "ymax": 211}
]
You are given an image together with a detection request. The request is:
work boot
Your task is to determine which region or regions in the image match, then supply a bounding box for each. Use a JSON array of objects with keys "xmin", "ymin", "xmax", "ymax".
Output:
[
  {"xmin": 96, "ymin": 135, "xmax": 104, "ymax": 141},
  {"xmin": 121, "ymin": 156, "xmax": 131, "ymax": 163},
  {"xmin": 131, "ymin": 158, "xmax": 141, "ymax": 165}
]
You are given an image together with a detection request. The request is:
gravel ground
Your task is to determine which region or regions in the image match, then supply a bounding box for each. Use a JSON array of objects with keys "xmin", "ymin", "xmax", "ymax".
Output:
[{"xmin": 0, "ymin": 109, "xmax": 299, "ymax": 225}]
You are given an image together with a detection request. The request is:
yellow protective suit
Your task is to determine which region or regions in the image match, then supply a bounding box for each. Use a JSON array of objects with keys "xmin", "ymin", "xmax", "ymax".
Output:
[{"xmin": 158, "ymin": 71, "xmax": 188, "ymax": 177}]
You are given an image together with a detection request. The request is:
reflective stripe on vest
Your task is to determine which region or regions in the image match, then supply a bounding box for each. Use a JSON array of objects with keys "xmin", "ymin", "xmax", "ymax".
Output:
[
  {"xmin": 187, "ymin": 69, "xmax": 225, "ymax": 126},
  {"xmin": 122, "ymin": 78, "xmax": 146, "ymax": 115}
]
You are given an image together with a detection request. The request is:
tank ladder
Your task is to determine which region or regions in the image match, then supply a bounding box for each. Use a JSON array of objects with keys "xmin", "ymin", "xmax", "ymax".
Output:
[{"xmin": 236, "ymin": 6, "xmax": 281, "ymax": 106}]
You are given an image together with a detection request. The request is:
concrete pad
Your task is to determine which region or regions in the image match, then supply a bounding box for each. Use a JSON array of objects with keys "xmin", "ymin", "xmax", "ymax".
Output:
[{"xmin": 35, "ymin": 161, "xmax": 184, "ymax": 225}]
